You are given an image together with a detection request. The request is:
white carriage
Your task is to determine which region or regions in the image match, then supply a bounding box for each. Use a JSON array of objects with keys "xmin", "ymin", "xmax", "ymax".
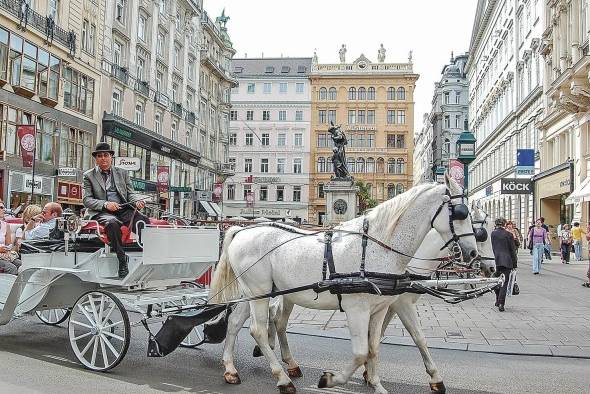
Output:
[{"xmin": 0, "ymin": 216, "xmax": 219, "ymax": 371}]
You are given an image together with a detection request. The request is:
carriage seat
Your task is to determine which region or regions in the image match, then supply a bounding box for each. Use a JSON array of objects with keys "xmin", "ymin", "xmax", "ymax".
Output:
[{"xmin": 80, "ymin": 217, "xmax": 170, "ymax": 245}]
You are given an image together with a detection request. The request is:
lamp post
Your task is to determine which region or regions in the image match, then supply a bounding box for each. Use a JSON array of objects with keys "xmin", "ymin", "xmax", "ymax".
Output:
[{"xmin": 456, "ymin": 129, "xmax": 477, "ymax": 194}]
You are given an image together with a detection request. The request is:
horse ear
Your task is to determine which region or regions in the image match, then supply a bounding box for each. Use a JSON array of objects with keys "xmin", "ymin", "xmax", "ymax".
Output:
[{"xmin": 330, "ymin": 121, "xmax": 334, "ymax": 127}]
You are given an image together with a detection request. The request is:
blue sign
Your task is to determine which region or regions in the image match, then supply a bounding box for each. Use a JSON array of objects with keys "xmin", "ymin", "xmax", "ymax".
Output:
[
  {"xmin": 517, "ymin": 149, "xmax": 535, "ymax": 166},
  {"xmin": 485, "ymin": 185, "xmax": 493, "ymax": 196}
]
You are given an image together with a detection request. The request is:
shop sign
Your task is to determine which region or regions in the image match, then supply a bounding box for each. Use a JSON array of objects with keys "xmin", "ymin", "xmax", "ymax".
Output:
[
  {"xmin": 23, "ymin": 174, "xmax": 43, "ymax": 194},
  {"xmin": 239, "ymin": 208, "xmax": 281, "ymax": 217},
  {"xmin": 112, "ymin": 126, "xmax": 133, "ymax": 139},
  {"xmin": 213, "ymin": 183, "xmax": 223, "ymax": 202},
  {"xmin": 536, "ymin": 169, "xmax": 572, "ymax": 199},
  {"xmin": 485, "ymin": 185, "xmax": 493, "ymax": 197},
  {"xmin": 501, "ymin": 178, "xmax": 533, "ymax": 194},
  {"xmin": 194, "ymin": 190, "xmax": 212, "ymax": 201},
  {"xmin": 17, "ymin": 125, "xmax": 36, "ymax": 168},
  {"xmin": 157, "ymin": 165, "xmax": 169, "ymax": 193},
  {"xmin": 250, "ymin": 176, "xmax": 280, "ymax": 184},
  {"xmin": 131, "ymin": 178, "xmax": 157, "ymax": 192},
  {"xmin": 58, "ymin": 167, "xmax": 77, "ymax": 177},
  {"xmin": 346, "ymin": 125, "xmax": 376, "ymax": 131},
  {"xmin": 449, "ymin": 159, "xmax": 465, "ymax": 187},
  {"xmin": 115, "ymin": 157, "xmax": 141, "ymax": 171},
  {"xmin": 170, "ymin": 186, "xmax": 192, "ymax": 192},
  {"xmin": 57, "ymin": 181, "xmax": 83, "ymax": 203}
]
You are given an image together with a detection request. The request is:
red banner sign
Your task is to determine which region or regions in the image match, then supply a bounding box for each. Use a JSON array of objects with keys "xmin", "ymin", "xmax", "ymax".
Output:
[
  {"xmin": 213, "ymin": 183, "xmax": 223, "ymax": 202},
  {"xmin": 449, "ymin": 159, "xmax": 465, "ymax": 187},
  {"xmin": 157, "ymin": 165, "xmax": 169, "ymax": 193},
  {"xmin": 57, "ymin": 181, "xmax": 83, "ymax": 204},
  {"xmin": 17, "ymin": 124, "xmax": 36, "ymax": 168}
]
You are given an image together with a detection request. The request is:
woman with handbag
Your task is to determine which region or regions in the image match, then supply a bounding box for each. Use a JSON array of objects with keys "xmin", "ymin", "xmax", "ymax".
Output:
[
  {"xmin": 528, "ymin": 219, "xmax": 549, "ymax": 274},
  {"xmin": 0, "ymin": 201, "xmax": 21, "ymax": 275},
  {"xmin": 559, "ymin": 224, "xmax": 573, "ymax": 264}
]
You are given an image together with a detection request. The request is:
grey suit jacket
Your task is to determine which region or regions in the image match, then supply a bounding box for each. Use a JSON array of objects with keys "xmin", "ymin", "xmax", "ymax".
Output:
[{"xmin": 83, "ymin": 166, "xmax": 140, "ymax": 218}]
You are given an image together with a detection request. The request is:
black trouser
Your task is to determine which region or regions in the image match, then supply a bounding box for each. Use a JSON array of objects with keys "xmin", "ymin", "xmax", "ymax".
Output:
[
  {"xmin": 494, "ymin": 266, "xmax": 512, "ymax": 307},
  {"xmin": 94, "ymin": 208, "xmax": 149, "ymax": 263}
]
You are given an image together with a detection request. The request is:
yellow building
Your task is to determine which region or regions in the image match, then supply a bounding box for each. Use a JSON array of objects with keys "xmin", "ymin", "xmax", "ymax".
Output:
[{"xmin": 308, "ymin": 54, "xmax": 418, "ymax": 224}]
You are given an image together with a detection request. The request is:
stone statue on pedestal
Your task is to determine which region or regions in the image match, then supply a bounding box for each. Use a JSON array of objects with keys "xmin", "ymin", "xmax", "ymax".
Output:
[
  {"xmin": 328, "ymin": 122, "xmax": 351, "ymax": 179},
  {"xmin": 378, "ymin": 44, "xmax": 386, "ymax": 62},
  {"xmin": 339, "ymin": 44, "xmax": 347, "ymax": 63}
]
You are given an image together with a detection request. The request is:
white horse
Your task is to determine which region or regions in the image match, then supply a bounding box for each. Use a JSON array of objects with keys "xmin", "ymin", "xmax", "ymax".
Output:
[{"xmin": 210, "ymin": 177, "xmax": 479, "ymax": 394}]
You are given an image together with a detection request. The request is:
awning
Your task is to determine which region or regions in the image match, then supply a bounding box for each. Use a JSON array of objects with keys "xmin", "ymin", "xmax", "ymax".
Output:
[
  {"xmin": 208, "ymin": 201, "xmax": 222, "ymax": 217},
  {"xmin": 565, "ymin": 177, "xmax": 590, "ymax": 205},
  {"xmin": 199, "ymin": 200, "xmax": 217, "ymax": 216}
]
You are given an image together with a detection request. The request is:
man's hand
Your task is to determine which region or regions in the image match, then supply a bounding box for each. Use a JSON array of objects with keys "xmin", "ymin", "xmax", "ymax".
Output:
[
  {"xmin": 105, "ymin": 202, "xmax": 121, "ymax": 212},
  {"xmin": 135, "ymin": 200, "xmax": 145, "ymax": 210}
]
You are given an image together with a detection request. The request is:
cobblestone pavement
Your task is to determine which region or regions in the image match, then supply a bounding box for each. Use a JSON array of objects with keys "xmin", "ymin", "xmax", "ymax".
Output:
[{"xmin": 285, "ymin": 252, "xmax": 590, "ymax": 358}]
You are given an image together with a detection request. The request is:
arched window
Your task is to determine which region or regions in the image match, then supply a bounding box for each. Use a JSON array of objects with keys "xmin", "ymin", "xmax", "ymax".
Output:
[
  {"xmin": 317, "ymin": 157, "xmax": 326, "ymax": 173},
  {"xmin": 328, "ymin": 87, "xmax": 337, "ymax": 100},
  {"xmin": 397, "ymin": 87, "xmax": 406, "ymax": 100},
  {"xmin": 358, "ymin": 87, "xmax": 366, "ymax": 100},
  {"xmin": 367, "ymin": 87, "xmax": 375, "ymax": 100},
  {"xmin": 397, "ymin": 158, "xmax": 405, "ymax": 174},
  {"xmin": 356, "ymin": 157, "xmax": 365, "ymax": 173},
  {"xmin": 376, "ymin": 157, "xmax": 385, "ymax": 173},
  {"xmin": 347, "ymin": 157, "xmax": 355, "ymax": 173},
  {"xmin": 367, "ymin": 157, "xmax": 375, "ymax": 173},
  {"xmin": 319, "ymin": 87, "xmax": 327, "ymax": 100},
  {"xmin": 387, "ymin": 184, "xmax": 396, "ymax": 199},
  {"xmin": 396, "ymin": 183, "xmax": 405, "ymax": 195},
  {"xmin": 387, "ymin": 87, "xmax": 395, "ymax": 100},
  {"xmin": 348, "ymin": 87, "xmax": 356, "ymax": 100},
  {"xmin": 387, "ymin": 158, "xmax": 396, "ymax": 174}
]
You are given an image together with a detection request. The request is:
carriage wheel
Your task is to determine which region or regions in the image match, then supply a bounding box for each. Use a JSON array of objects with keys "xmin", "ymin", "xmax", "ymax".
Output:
[
  {"xmin": 68, "ymin": 290, "xmax": 130, "ymax": 372},
  {"xmin": 36, "ymin": 308, "xmax": 71, "ymax": 326},
  {"xmin": 179, "ymin": 324, "xmax": 205, "ymax": 348}
]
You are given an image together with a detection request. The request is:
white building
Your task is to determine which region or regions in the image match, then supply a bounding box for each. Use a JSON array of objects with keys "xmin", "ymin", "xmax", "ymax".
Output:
[
  {"xmin": 413, "ymin": 113, "xmax": 433, "ymax": 184},
  {"xmin": 467, "ymin": 0, "xmax": 544, "ymax": 236},
  {"xmin": 223, "ymin": 58, "xmax": 312, "ymax": 222}
]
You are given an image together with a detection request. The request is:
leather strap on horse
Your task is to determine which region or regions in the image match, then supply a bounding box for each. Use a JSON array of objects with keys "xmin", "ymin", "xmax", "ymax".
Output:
[
  {"xmin": 322, "ymin": 230, "xmax": 344, "ymax": 312},
  {"xmin": 360, "ymin": 218, "xmax": 369, "ymax": 278}
]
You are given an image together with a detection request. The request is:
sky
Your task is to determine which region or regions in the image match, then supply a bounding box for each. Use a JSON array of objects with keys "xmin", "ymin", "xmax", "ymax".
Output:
[{"xmin": 205, "ymin": 0, "xmax": 478, "ymax": 134}]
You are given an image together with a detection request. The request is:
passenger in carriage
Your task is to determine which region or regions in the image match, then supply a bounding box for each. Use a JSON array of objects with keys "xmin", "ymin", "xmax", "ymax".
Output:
[
  {"xmin": 0, "ymin": 200, "xmax": 21, "ymax": 275},
  {"xmin": 82, "ymin": 142, "xmax": 148, "ymax": 279},
  {"xmin": 23, "ymin": 202, "xmax": 63, "ymax": 240},
  {"xmin": 14, "ymin": 204, "xmax": 42, "ymax": 251}
]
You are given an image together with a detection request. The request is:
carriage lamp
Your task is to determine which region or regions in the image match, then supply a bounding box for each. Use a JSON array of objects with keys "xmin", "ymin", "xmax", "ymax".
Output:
[{"xmin": 456, "ymin": 130, "xmax": 477, "ymax": 193}]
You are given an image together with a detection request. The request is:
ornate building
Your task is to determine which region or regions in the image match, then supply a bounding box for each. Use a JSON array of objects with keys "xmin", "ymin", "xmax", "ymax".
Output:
[
  {"xmin": 308, "ymin": 50, "xmax": 418, "ymax": 225},
  {"xmin": 414, "ymin": 113, "xmax": 434, "ymax": 185}
]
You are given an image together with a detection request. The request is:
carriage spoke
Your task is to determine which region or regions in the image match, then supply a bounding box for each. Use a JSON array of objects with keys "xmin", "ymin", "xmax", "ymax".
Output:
[
  {"xmin": 101, "ymin": 320, "xmax": 123, "ymax": 331},
  {"xmin": 102, "ymin": 331, "xmax": 124, "ymax": 342},
  {"xmin": 100, "ymin": 303, "xmax": 117, "ymax": 325},
  {"xmin": 70, "ymin": 320, "xmax": 93, "ymax": 329},
  {"xmin": 80, "ymin": 336, "xmax": 96, "ymax": 357},
  {"xmin": 77, "ymin": 303, "xmax": 96, "ymax": 325},
  {"xmin": 99, "ymin": 335, "xmax": 109, "ymax": 368},
  {"xmin": 72, "ymin": 331, "xmax": 93, "ymax": 341},
  {"xmin": 87, "ymin": 294, "xmax": 100, "ymax": 323},
  {"xmin": 100, "ymin": 333, "xmax": 120, "ymax": 359},
  {"xmin": 90, "ymin": 335, "xmax": 99, "ymax": 367},
  {"xmin": 98, "ymin": 294, "xmax": 105, "ymax": 324}
]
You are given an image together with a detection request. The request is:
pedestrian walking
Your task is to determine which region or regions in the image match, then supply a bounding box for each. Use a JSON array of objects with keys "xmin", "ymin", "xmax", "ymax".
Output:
[
  {"xmin": 528, "ymin": 219, "xmax": 550, "ymax": 274},
  {"xmin": 559, "ymin": 224, "xmax": 572, "ymax": 264},
  {"xmin": 506, "ymin": 221, "xmax": 522, "ymax": 248},
  {"xmin": 540, "ymin": 217, "xmax": 552, "ymax": 260},
  {"xmin": 571, "ymin": 222, "xmax": 585, "ymax": 261},
  {"xmin": 491, "ymin": 218, "xmax": 517, "ymax": 311}
]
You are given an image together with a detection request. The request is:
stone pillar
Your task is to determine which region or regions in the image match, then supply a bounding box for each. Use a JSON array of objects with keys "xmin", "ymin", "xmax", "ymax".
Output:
[{"xmin": 324, "ymin": 179, "xmax": 359, "ymax": 225}]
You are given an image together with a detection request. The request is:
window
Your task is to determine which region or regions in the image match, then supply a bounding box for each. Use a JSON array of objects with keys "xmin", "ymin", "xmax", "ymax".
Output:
[
  {"xmin": 263, "ymin": 82, "xmax": 271, "ymax": 94},
  {"xmin": 319, "ymin": 110, "xmax": 326, "ymax": 124},
  {"xmin": 262, "ymin": 133, "xmax": 270, "ymax": 146},
  {"xmin": 230, "ymin": 110, "xmax": 237, "ymax": 121},
  {"xmin": 263, "ymin": 110, "xmax": 270, "ymax": 121},
  {"xmin": 113, "ymin": 41, "xmax": 123, "ymax": 66},
  {"xmin": 289, "ymin": 158, "xmax": 304, "ymax": 176},
  {"xmin": 295, "ymin": 110, "xmax": 303, "ymax": 121},
  {"xmin": 388, "ymin": 159, "xmax": 396, "ymax": 173},
  {"xmin": 279, "ymin": 82, "xmax": 287, "ymax": 94},
  {"xmin": 260, "ymin": 158, "xmax": 269, "ymax": 173},
  {"xmin": 396, "ymin": 135, "xmax": 405, "ymax": 148},
  {"xmin": 259, "ymin": 186, "xmax": 268, "ymax": 201},
  {"xmin": 49, "ymin": 0, "xmax": 60, "ymax": 22},
  {"xmin": 368, "ymin": 134, "xmax": 374, "ymax": 147},
  {"xmin": 444, "ymin": 92, "xmax": 450, "ymax": 104},
  {"xmin": 245, "ymin": 133, "xmax": 253, "ymax": 146},
  {"xmin": 328, "ymin": 87, "xmax": 337, "ymax": 100},
  {"xmin": 294, "ymin": 133, "xmax": 303, "ymax": 147},
  {"xmin": 328, "ymin": 110, "xmax": 336, "ymax": 124},
  {"xmin": 116, "ymin": 0, "xmax": 125, "ymax": 23},
  {"xmin": 247, "ymin": 83, "xmax": 255, "ymax": 93},
  {"xmin": 136, "ymin": 57, "xmax": 145, "ymax": 81},
  {"xmin": 111, "ymin": 89, "xmax": 121, "ymax": 115},
  {"xmin": 135, "ymin": 102, "xmax": 144, "ymax": 125},
  {"xmin": 244, "ymin": 158, "xmax": 252, "ymax": 172},
  {"xmin": 319, "ymin": 87, "xmax": 327, "ymax": 100},
  {"xmin": 34, "ymin": 117, "xmax": 55, "ymax": 163},
  {"xmin": 316, "ymin": 157, "xmax": 326, "ymax": 172},
  {"xmin": 188, "ymin": 58, "xmax": 194, "ymax": 80},
  {"xmin": 155, "ymin": 113, "xmax": 162, "ymax": 134},
  {"xmin": 367, "ymin": 158, "xmax": 375, "ymax": 173},
  {"xmin": 227, "ymin": 184, "xmax": 235, "ymax": 200},
  {"xmin": 387, "ymin": 110, "xmax": 395, "ymax": 124},
  {"xmin": 348, "ymin": 87, "xmax": 356, "ymax": 100},
  {"xmin": 296, "ymin": 83, "xmax": 304, "ymax": 93},
  {"xmin": 293, "ymin": 186, "xmax": 301, "ymax": 202},
  {"xmin": 157, "ymin": 32, "xmax": 165, "ymax": 56},
  {"xmin": 176, "ymin": 12, "xmax": 182, "ymax": 31},
  {"xmin": 367, "ymin": 110, "xmax": 375, "ymax": 124},
  {"xmin": 276, "ymin": 185, "xmax": 284, "ymax": 201},
  {"xmin": 356, "ymin": 158, "xmax": 365, "ymax": 173},
  {"xmin": 444, "ymin": 115, "xmax": 450, "ymax": 128},
  {"xmin": 172, "ymin": 83, "xmax": 178, "ymax": 103},
  {"xmin": 81, "ymin": 20, "xmax": 96, "ymax": 54},
  {"xmin": 348, "ymin": 110, "xmax": 356, "ymax": 124},
  {"xmin": 387, "ymin": 87, "xmax": 395, "ymax": 100},
  {"xmin": 387, "ymin": 134, "xmax": 396, "ymax": 148},
  {"xmin": 138, "ymin": 15, "xmax": 146, "ymax": 41},
  {"xmin": 243, "ymin": 184, "xmax": 251, "ymax": 200},
  {"xmin": 246, "ymin": 110, "xmax": 254, "ymax": 121},
  {"xmin": 317, "ymin": 133, "xmax": 327, "ymax": 147},
  {"xmin": 63, "ymin": 68, "xmax": 95, "ymax": 116},
  {"xmin": 397, "ymin": 110, "xmax": 405, "ymax": 124},
  {"xmin": 387, "ymin": 184, "xmax": 396, "ymax": 199},
  {"xmin": 159, "ymin": 0, "xmax": 166, "ymax": 14},
  {"xmin": 174, "ymin": 45, "xmax": 181, "ymax": 69},
  {"xmin": 277, "ymin": 158, "xmax": 285, "ymax": 173},
  {"xmin": 278, "ymin": 133, "xmax": 286, "ymax": 146},
  {"xmin": 279, "ymin": 110, "xmax": 287, "ymax": 121},
  {"xmin": 318, "ymin": 183, "xmax": 325, "ymax": 198},
  {"xmin": 397, "ymin": 87, "xmax": 406, "ymax": 100},
  {"xmin": 357, "ymin": 110, "xmax": 365, "ymax": 124},
  {"xmin": 59, "ymin": 127, "xmax": 93, "ymax": 170},
  {"xmin": 367, "ymin": 87, "xmax": 375, "ymax": 100},
  {"xmin": 397, "ymin": 158, "xmax": 405, "ymax": 174},
  {"xmin": 455, "ymin": 115, "xmax": 461, "ymax": 128},
  {"xmin": 229, "ymin": 133, "xmax": 237, "ymax": 145},
  {"xmin": 455, "ymin": 91, "xmax": 460, "ymax": 104},
  {"xmin": 171, "ymin": 121, "xmax": 177, "ymax": 141},
  {"xmin": 358, "ymin": 87, "xmax": 366, "ymax": 100}
]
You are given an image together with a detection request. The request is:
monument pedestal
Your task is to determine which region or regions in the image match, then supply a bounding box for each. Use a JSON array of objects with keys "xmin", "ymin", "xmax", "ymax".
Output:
[{"xmin": 324, "ymin": 178, "xmax": 358, "ymax": 225}]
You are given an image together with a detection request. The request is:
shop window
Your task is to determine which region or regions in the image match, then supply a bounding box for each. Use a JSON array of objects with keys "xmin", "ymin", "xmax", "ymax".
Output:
[
  {"xmin": 276, "ymin": 185, "xmax": 284, "ymax": 201},
  {"xmin": 35, "ymin": 117, "xmax": 55, "ymax": 163}
]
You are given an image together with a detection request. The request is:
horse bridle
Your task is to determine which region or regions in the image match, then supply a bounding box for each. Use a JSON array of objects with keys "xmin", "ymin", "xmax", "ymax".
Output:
[
  {"xmin": 430, "ymin": 190, "xmax": 475, "ymax": 251},
  {"xmin": 471, "ymin": 210, "xmax": 489, "ymax": 243}
]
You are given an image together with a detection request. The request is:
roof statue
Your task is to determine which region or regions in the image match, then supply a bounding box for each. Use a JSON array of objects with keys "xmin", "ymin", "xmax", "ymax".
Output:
[
  {"xmin": 339, "ymin": 44, "xmax": 347, "ymax": 63},
  {"xmin": 312, "ymin": 49, "xmax": 318, "ymax": 64},
  {"xmin": 216, "ymin": 8, "xmax": 230, "ymax": 29},
  {"xmin": 378, "ymin": 44, "xmax": 386, "ymax": 63},
  {"xmin": 408, "ymin": 50, "xmax": 413, "ymax": 64}
]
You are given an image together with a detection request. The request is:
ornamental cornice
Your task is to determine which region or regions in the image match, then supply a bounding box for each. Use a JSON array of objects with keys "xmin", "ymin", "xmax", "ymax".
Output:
[
  {"xmin": 516, "ymin": 61, "xmax": 525, "ymax": 72},
  {"xmin": 523, "ymin": 50, "xmax": 532, "ymax": 62},
  {"xmin": 530, "ymin": 38, "xmax": 540, "ymax": 51}
]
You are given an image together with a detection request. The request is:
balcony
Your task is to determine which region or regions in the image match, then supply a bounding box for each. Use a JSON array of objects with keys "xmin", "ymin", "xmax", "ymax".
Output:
[
  {"xmin": 171, "ymin": 102, "xmax": 183, "ymax": 117},
  {"xmin": 199, "ymin": 49, "xmax": 238, "ymax": 87},
  {"xmin": 186, "ymin": 111, "xmax": 196, "ymax": 125},
  {"xmin": 154, "ymin": 92, "xmax": 169, "ymax": 107},
  {"xmin": 135, "ymin": 80, "xmax": 150, "ymax": 97},
  {"xmin": 111, "ymin": 64, "xmax": 129, "ymax": 84},
  {"xmin": 216, "ymin": 161, "xmax": 235, "ymax": 177},
  {"xmin": 1, "ymin": 0, "xmax": 77, "ymax": 55}
]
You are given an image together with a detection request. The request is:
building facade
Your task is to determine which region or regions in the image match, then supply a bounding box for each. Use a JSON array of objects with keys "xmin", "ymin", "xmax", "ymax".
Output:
[
  {"xmin": 536, "ymin": 1, "xmax": 590, "ymax": 251},
  {"xmin": 308, "ymin": 52, "xmax": 418, "ymax": 225},
  {"xmin": 413, "ymin": 112, "xmax": 433, "ymax": 185},
  {"xmin": 0, "ymin": 0, "xmax": 102, "ymax": 210},
  {"xmin": 467, "ymin": 0, "xmax": 544, "ymax": 238},
  {"xmin": 224, "ymin": 58, "xmax": 312, "ymax": 222},
  {"xmin": 98, "ymin": 0, "xmax": 235, "ymax": 218}
]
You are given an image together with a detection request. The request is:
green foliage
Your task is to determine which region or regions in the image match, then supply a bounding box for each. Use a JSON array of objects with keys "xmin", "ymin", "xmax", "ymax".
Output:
[{"xmin": 356, "ymin": 180, "xmax": 377, "ymax": 214}]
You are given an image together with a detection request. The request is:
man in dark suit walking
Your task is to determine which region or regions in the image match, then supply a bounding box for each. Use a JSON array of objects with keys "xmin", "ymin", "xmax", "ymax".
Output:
[
  {"xmin": 491, "ymin": 217, "xmax": 517, "ymax": 312},
  {"xmin": 83, "ymin": 142, "xmax": 148, "ymax": 278}
]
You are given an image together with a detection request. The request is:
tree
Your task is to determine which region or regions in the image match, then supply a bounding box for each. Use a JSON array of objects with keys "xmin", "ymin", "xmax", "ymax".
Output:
[{"xmin": 356, "ymin": 180, "xmax": 377, "ymax": 214}]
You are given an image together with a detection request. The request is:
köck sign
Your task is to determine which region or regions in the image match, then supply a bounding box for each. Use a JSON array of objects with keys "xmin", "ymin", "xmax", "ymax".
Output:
[{"xmin": 501, "ymin": 178, "xmax": 533, "ymax": 194}]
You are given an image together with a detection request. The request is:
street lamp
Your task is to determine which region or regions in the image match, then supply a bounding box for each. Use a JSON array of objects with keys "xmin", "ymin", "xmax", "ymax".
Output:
[
  {"xmin": 435, "ymin": 166, "xmax": 446, "ymax": 183},
  {"xmin": 456, "ymin": 129, "xmax": 477, "ymax": 193}
]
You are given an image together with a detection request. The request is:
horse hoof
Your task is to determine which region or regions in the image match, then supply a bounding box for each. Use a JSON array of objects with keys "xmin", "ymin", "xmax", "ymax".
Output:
[
  {"xmin": 430, "ymin": 381, "xmax": 446, "ymax": 394},
  {"xmin": 288, "ymin": 366, "xmax": 303, "ymax": 378},
  {"xmin": 278, "ymin": 382, "xmax": 297, "ymax": 394},
  {"xmin": 253, "ymin": 345, "xmax": 263, "ymax": 357},
  {"xmin": 223, "ymin": 372, "xmax": 241, "ymax": 385},
  {"xmin": 318, "ymin": 372, "xmax": 334, "ymax": 389}
]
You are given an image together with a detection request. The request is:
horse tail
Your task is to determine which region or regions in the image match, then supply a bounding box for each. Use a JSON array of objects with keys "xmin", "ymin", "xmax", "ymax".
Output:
[{"xmin": 210, "ymin": 226, "xmax": 242, "ymax": 304}]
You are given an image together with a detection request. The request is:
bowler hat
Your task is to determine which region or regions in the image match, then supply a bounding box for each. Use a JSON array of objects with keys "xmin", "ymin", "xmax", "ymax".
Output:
[{"xmin": 92, "ymin": 142, "xmax": 115, "ymax": 157}]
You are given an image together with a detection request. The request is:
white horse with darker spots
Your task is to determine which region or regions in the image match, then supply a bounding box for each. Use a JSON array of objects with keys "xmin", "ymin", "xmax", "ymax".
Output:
[{"xmin": 210, "ymin": 177, "xmax": 479, "ymax": 394}]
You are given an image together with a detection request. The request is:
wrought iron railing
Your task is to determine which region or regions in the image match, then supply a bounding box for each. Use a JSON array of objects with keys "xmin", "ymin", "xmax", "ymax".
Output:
[
  {"xmin": 135, "ymin": 80, "xmax": 149, "ymax": 96},
  {"xmin": 186, "ymin": 111, "xmax": 196, "ymax": 125},
  {"xmin": 111, "ymin": 64, "xmax": 128, "ymax": 84}
]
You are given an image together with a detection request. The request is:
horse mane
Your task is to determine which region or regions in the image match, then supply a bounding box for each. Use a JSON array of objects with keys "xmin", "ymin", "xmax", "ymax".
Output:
[{"xmin": 365, "ymin": 182, "xmax": 439, "ymax": 243}]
